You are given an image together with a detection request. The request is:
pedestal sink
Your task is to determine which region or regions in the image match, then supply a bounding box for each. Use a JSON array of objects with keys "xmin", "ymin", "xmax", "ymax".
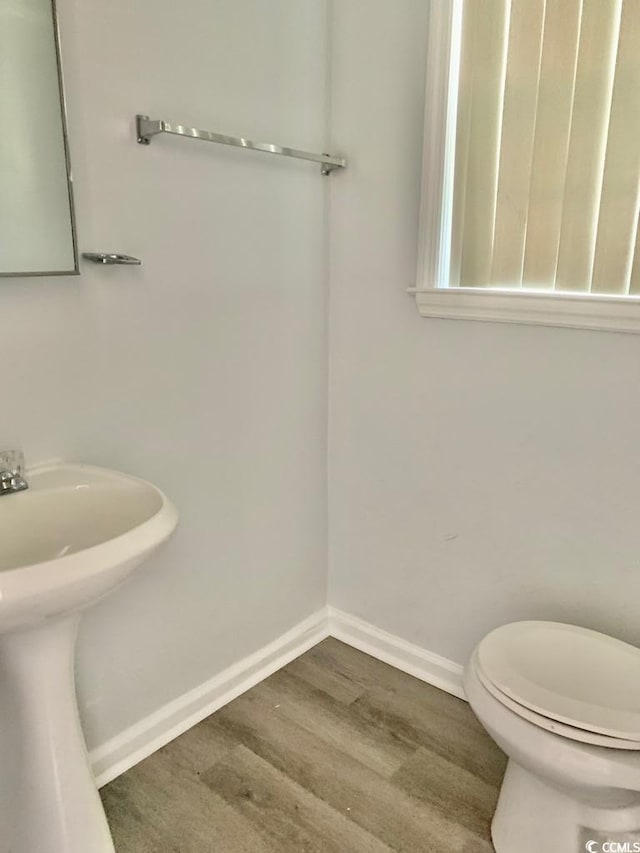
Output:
[{"xmin": 0, "ymin": 462, "xmax": 178, "ymax": 853}]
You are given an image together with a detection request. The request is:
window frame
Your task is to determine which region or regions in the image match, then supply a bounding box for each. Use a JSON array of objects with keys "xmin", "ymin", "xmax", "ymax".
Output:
[{"xmin": 412, "ymin": 1, "xmax": 640, "ymax": 334}]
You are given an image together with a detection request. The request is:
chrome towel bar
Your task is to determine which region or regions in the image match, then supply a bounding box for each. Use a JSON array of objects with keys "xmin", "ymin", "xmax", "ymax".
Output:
[{"xmin": 135, "ymin": 115, "xmax": 347, "ymax": 175}]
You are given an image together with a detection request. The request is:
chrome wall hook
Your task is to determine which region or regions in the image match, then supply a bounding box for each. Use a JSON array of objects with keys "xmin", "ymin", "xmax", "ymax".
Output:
[{"xmin": 82, "ymin": 253, "xmax": 142, "ymax": 266}]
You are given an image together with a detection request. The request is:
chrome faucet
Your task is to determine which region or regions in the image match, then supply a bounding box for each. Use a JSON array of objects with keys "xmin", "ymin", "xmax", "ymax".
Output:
[{"xmin": 0, "ymin": 450, "xmax": 28, "ymax": 495}]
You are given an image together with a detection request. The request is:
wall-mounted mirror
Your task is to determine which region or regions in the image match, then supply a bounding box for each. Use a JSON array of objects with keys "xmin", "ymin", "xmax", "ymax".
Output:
[{"xmin": 0, "ymin": 0, "xmax": 78, "ymax": 276}]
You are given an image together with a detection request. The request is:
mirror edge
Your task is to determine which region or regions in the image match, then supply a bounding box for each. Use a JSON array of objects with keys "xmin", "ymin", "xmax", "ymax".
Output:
[{"xmin": 0, "ymin": 0, "xmax": 80, "ymax": 279}]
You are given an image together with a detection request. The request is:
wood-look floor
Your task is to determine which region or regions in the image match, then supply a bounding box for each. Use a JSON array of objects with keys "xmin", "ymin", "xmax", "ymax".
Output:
[{"xmin": 101, "ymin": 638, "xmax": 506, "ymax": 852}]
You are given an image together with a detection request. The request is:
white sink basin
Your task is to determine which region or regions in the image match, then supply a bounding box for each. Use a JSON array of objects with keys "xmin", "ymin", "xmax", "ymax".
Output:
[
  {"xmin": 0, "ymin": 463, "xmax": 177, "ymax": 632},
  {"xmin": 0, "ymin": 463, "xmax": 178, "ymax": 853}
]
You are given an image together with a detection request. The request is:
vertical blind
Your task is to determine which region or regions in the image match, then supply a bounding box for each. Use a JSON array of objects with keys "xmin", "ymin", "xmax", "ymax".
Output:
[{"xmin": 450, "ymin": 0, "xmax": 640, "ymax": 295}]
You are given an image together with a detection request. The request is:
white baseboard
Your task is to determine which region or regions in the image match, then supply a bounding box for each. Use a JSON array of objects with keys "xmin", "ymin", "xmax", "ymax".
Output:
[
  {"xmin": 90, "ymin": 607, "xmax": 330, "ymax": 787},
  {"xmin": 91, "ymin": 605, "xmax": 465, "ymax": 787},
  {"xmin": 328, "ymin": 607, "xmax": 465, "ymax": 701}
]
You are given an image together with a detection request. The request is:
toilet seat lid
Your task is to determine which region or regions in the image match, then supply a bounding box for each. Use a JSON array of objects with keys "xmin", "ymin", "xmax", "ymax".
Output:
[
  {"xmin": 473, "ymin": 651, "xmax": 640, "ymax": 749},
  {"xmin": 477, "ymin": 622, "xmax": 640, "ymax": 741}
]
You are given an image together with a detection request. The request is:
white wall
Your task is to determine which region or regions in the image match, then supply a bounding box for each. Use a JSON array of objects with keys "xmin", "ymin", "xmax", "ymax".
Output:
[
  {"xmin": 328, "ymin": 0, "xmax": 640, "ymax": 666},
  {"xmin": 0, "ymin": 0, "xmax": 329, "ymax": 748}
]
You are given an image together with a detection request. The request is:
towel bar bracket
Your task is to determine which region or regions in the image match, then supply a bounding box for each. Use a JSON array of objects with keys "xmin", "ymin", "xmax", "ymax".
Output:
[{"xmin": 136, "ymin": 116, "xmax": 162, "ymax": 145}]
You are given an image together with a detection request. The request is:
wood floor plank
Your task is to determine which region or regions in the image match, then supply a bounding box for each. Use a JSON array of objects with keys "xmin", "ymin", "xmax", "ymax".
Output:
[
  {"xmin": 309, "ymin": 638, "xmax": 474, "ymax": 727},
  {"xmin": 351, "ymin": 688, "xmax": 506, "ymax": 789},
  {"xmin": 203, "ymin": 744, "xmax": 393, "ymax": 853},
  {"xmin": 101, "ymin": 781, "xmax": 180, "ymax": 853},
  {"xmin": 102, "ymin": 637, "xmax": 505, "ymax": 853},
  {"xmin": 211, "ymin": 686, "xmax": 494, "ymax": 852},
  {"xmin": 102, "ymin": 732, "xmax": 276, "ymax": 852},
  {"xmin": 252, "ymin": 666, "xmax": 417, "ymax": 777},
  {"xmin": 306, "ymin": 639, "xmax": 505, "ymax": 787},
  {"xmin": 283, "ymin": 649, "xmax": 364, "ymax": 706},
  {"xmin": 392, "ymin": 747, "xmax": 499, "ymax": 838},
  {"xmin": 147, "ymin": 714, "xmax": 237, "ymax": 777}
]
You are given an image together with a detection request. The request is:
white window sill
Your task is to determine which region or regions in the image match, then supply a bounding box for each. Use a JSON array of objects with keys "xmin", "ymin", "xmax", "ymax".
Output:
[{"xmin": 410, "ymin": 288, "xmax": 640, "ymax": 334}]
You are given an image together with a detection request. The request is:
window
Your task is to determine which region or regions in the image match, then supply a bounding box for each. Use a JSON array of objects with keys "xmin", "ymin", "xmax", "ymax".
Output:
[{"xmin": 414, "ymin": 0, "xmax": 640, "ymax": 332}]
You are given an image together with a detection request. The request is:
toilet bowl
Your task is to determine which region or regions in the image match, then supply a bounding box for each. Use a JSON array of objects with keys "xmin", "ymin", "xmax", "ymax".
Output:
[{"xmin": 464, "ymin": 622, "xmax": 640, "ymax": 852}]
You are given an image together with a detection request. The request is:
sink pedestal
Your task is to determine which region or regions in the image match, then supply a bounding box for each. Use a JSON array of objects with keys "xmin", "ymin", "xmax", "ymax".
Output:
[{"xmin": 0, "ymin": 615, "xmax": 115, "ymax": 853}]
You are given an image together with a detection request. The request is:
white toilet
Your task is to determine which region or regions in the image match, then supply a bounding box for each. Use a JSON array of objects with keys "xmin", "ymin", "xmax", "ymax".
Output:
[{"xmin": 464, "ymin": 621, "xmax": 640, "ymax": 852}]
